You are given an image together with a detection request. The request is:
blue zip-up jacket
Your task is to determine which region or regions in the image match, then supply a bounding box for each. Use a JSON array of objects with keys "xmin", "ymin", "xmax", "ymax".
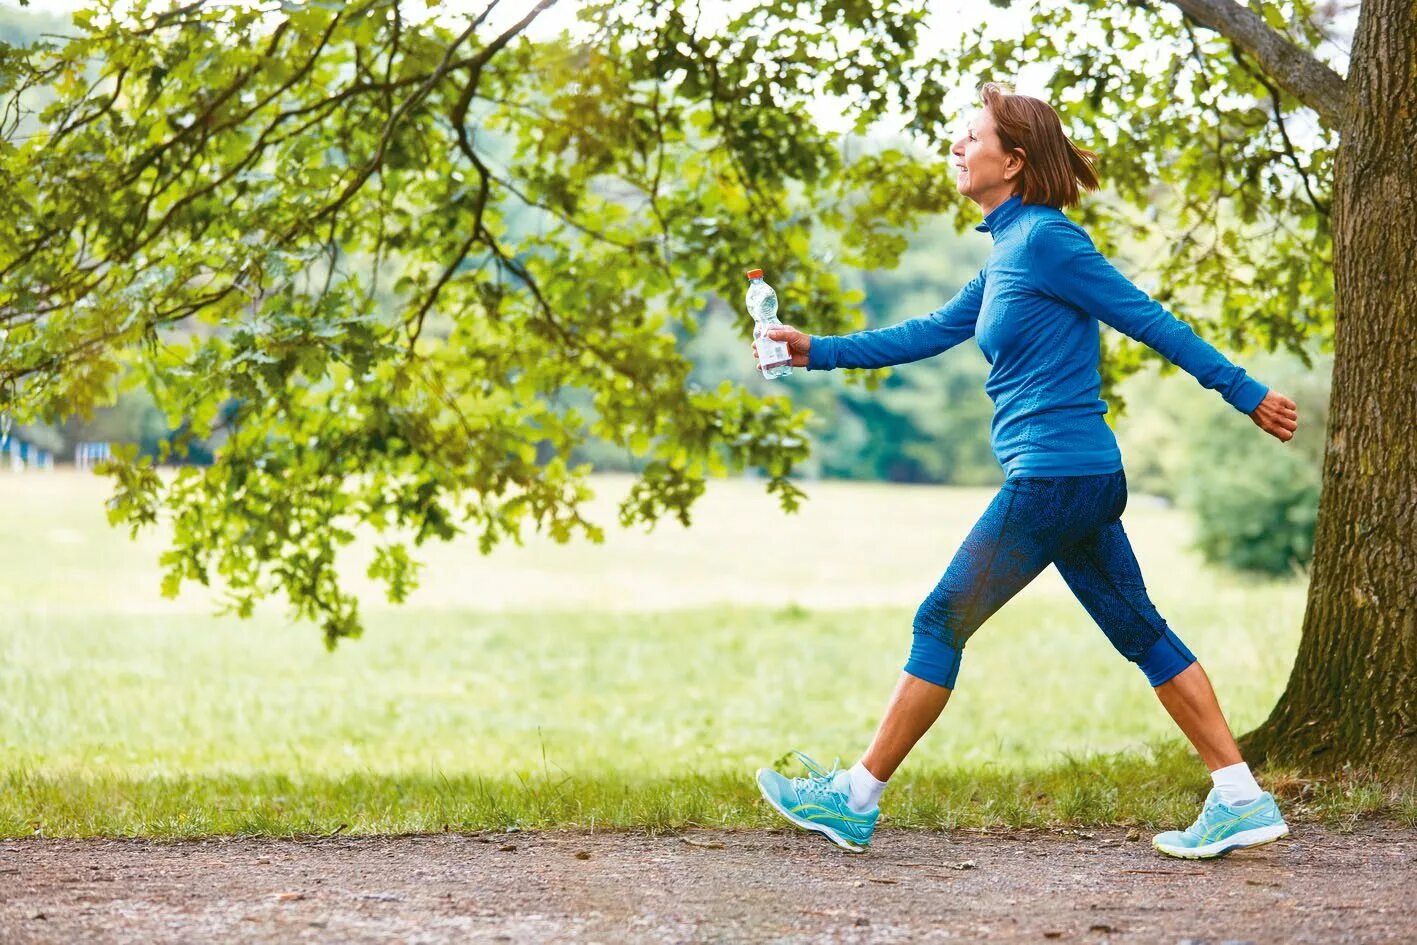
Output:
[{"xmin": 807, "ymin": 193, "xmax": 1269, "ymax": 478}]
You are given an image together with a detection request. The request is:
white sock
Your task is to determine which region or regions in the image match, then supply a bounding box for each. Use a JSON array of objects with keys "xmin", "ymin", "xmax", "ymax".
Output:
[
  {"xmin": 1211, "ymin": 761, "xmax": 1262, "ymax": 806},
  {"xmin": 847, "ymin": 761, "xmax": 888, "ymax": 813}
]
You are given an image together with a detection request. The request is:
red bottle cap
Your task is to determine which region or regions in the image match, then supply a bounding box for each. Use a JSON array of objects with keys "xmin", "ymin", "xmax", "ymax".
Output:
[{"xmin": 744, "ymin": 268, "xmax": 764, "ymax": 279}]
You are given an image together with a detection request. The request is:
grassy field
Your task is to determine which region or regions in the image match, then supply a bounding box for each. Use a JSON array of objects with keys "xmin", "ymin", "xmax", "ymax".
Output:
[{"xmin": 0, "ymin": 471, "xmax": 1405, "ymax": 837}]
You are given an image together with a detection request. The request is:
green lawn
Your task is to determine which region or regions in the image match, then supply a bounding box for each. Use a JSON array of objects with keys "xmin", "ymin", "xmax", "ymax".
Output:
[{"xmin": 1, "ymin": 472, "xmax": 1403, "ymax": 837}]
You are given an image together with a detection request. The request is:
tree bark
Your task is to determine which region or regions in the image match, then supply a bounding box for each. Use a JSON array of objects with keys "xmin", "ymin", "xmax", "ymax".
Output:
[{"xmin": 1239, "ymin": 0, "xmax": 1417, "ymax": 782}]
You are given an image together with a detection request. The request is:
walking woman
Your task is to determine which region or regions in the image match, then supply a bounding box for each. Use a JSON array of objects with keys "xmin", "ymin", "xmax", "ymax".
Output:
[{"xmin": 751, "ymin": 83, "xmax": 1301, "ymax": 860}]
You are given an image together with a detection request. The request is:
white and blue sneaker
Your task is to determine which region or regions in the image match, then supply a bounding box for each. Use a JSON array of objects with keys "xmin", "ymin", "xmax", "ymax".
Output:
[
  {"xmin": 1153, "ymin": 787, "xmax": 1289, "ymax": 859},
  {"xmin": 755, "ymin": 750, "xmax": 879, "ymax": 853}
]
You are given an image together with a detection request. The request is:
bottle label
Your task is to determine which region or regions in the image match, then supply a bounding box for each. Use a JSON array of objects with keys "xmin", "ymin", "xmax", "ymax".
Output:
[{"xmin": 755, "ymin": 324, "xmax": 790, "ymax": 367}]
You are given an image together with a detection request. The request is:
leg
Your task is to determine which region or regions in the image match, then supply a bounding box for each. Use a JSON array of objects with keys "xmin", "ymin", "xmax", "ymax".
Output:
[
  {"xmin": 860, "ymin": 672, "xmax": 951, "ymax": 781},
  {"xmin": 1053, "ymin": 516, "xmax": 1242, "ymax": 770},
  {"xmin": 861, "ymin": 477, "xmax": 1061, "ymax": 780},
  {"xmin": 1151, "ymin": 666, "xmax": 1288, "ymax": 858},
  {"xmin": 1153, "ymin": 662, "xmax": 1243, "ymax": 770}
]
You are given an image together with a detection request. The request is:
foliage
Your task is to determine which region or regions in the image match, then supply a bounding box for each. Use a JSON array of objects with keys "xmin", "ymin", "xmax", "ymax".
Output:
[
  {"xmin": 0, "ymin": 1, "xmax": 1344, "ymax": 642},
  {"xmin": 0, "ymin": 1, "xmax": 950, "ymax": 643},
  {"xmin": 1179, "ymin": 348, "xmax": 1329, "ymax": 576},
  {"xmin": 1185, "ymin": 444, "xmax": 1320, "ymax": 576}
]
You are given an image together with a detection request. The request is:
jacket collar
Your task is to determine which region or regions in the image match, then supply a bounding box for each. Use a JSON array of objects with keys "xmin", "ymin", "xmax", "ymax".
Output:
[{"xmin": 974, "ymin": 192, "xmax": 1025, "ymax": 238}]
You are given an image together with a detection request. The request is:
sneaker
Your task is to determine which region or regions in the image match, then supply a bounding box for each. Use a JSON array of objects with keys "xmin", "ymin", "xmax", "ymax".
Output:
[
  {"xmin": 1152, "ymin": 787, "xmax": 1289, "ymax": 859},
  {"xmin": 754, "ymin": 750, "xmax": 879, "ymax": 853}
]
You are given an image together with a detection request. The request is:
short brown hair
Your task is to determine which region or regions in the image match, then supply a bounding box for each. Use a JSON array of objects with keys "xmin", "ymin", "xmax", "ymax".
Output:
[{"xmin": 980, "ymin": 82, "xmax": 1099, "ymax": 208}]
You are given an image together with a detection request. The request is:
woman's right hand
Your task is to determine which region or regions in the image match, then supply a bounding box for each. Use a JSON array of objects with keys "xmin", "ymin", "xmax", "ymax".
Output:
[
  {"xmin": 751, "ymin": 325, "xmax": 812, "ymax": 369},
  {"xmin": 1249, "ymin": 390, "xmax": 1299, "ymax": 442}
]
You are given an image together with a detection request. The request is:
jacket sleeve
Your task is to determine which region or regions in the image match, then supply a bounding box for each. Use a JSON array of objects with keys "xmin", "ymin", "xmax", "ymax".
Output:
[
  {"xmin": 807, "ymin": 269, "xmax": 986, "ymax": 371},
  {"xmin": 1027, "ymin": 220, "xmax": 1269, "ymax": 415}
]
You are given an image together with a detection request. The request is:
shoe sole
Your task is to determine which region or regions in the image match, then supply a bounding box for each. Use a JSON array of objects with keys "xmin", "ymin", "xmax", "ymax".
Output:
[
  {"xmin": 1152, "ymin": 822, "xmax": 1290, "ymax": 859},
  {"xmin": 754, "ymin": 769, "xmax": 869, "ymax": 853}
]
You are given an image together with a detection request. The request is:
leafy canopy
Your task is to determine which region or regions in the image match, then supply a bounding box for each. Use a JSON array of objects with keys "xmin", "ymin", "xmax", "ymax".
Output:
[{"xmin": 0, "ymin": 0, "xmax": 1334, "ymax": 643}]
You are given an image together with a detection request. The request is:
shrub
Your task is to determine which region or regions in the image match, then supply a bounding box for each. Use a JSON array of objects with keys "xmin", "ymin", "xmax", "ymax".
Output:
[{"xmin": 1176, "ymin": 349, "xmax": 1329, "ymax": 577}]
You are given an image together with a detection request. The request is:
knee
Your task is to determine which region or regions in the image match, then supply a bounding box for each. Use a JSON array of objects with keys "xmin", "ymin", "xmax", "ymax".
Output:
[
  {"xmin": 913, "ymin": 586, "xmax": 969, "ymax": 647},
  {"xmin": 904, "ymin": 627, "xmax": 962, "ymax": 689},
  {"xmin": 1135, "ymin": 626, "xmax": 1197, "ymax": 686},
  {"xmin": 913, "ymin": 592, "xmax": 942, "ymax": 635}
]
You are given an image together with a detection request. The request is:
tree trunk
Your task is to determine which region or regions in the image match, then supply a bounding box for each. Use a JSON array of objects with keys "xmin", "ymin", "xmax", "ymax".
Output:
[{"xmin": 1239, "ymin": 0, "xmax": 1417, "ymax": 782}]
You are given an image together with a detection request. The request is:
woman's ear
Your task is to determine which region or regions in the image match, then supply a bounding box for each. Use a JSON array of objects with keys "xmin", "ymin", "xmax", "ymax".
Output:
[{"xmin": 1005, "ymin": 147, "xmax": 1027, "ymax": 181}]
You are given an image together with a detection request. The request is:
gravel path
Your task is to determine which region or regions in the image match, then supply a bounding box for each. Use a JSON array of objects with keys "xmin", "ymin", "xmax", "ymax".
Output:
[{"xmin": 2, "ymin": 823, "xmax": 1412, "ymax": 943}]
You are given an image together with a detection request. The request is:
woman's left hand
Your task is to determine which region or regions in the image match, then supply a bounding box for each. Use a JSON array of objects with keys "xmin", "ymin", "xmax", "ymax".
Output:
[{"xmin": 1249, "ymin": 390, "xmax": 1299, "ymax": 442}]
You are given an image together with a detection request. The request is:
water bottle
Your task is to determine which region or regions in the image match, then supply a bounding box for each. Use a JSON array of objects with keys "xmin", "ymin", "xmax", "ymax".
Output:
[{"xmin": 745, "ymin": 268, "xmax": 792, "ymax": 380}]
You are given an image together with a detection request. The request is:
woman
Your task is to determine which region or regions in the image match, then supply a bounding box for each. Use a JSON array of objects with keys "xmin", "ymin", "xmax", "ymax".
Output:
[{"xmin": 751, "ymin": 82, "xmax": 1301, "ymax": 860}]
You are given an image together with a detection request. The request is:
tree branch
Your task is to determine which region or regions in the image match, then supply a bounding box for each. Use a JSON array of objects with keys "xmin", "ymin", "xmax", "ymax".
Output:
[
  {"xmin": 1162, "ymin": 0, "xmax": 1347, "ymax": 126},
  {"xmin": 1229, "ymin": 42, "xmax": 1331, "ymax": 216}
]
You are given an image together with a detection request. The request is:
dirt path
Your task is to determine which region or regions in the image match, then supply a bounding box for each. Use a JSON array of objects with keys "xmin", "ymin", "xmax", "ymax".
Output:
[{"xmin": 1, "ymin": 823, "xmax": 1411, "ymax": 944}]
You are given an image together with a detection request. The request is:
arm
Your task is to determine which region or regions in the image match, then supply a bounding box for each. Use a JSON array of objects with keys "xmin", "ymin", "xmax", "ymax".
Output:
[
  {"xmin": 1028, "ymin": 220, "xmax": 1269, "ymax": 415},
  {"xmin": 807, "ymin": 268, "xmax": 986, "ymax": 371}
]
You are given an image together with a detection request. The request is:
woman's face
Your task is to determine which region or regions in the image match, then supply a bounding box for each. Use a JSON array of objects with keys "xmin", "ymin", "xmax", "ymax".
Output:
[{"xmin": 951, "ymin": 108, "xmax": 1024, "ymax": 208}]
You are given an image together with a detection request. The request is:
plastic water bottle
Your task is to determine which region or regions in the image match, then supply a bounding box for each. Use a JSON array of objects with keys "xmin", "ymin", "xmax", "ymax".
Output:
[{"xmin": 745, "ymin": 268, "xmax": 792, "ymax": 380}]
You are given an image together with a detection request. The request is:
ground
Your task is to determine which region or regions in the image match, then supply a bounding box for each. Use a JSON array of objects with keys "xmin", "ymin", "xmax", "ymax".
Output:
[{"xmin": 3, "ymin": 822, "xmax": 1411, "ymax": 944}]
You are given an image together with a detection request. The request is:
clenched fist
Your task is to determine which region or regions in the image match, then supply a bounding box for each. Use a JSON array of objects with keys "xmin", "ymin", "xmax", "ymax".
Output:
[
  {"xmin": 1249, "ymin": 390, "xmax": 1299, "ymax": 442},
  {"xmin": 751, "ymin": 325, "xmax": 812, "ymax": 370}
]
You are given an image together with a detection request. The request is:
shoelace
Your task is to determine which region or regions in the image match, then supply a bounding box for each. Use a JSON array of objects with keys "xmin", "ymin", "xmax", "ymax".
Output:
[
  {"xmin": 791, "ymin": 749, "xmax": 837, "ymax": 778},
  {"xmin": 1187, "ymin": 795, "xmax": 1230, "ymax": 836},
  {"xmin": 788, "ymin": 750, "xmax": 844, "ymax": 803}
]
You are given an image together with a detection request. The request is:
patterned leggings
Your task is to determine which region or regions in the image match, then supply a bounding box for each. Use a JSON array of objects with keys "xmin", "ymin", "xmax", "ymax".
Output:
[{"xmin": 904, "ymin": 468, "xmax": 1196, "ymax": 689}]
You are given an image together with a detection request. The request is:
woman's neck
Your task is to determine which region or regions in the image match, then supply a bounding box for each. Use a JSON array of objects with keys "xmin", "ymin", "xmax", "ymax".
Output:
[{"xmin": 975, "ymin": 188, "xmax": 1020, "ymax": 218}]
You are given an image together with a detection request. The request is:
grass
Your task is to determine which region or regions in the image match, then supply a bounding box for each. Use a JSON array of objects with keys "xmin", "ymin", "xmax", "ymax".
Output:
[
  {"xmin": 7, "ymin": 750, "xmax": 1410, "ymax": 839},
  {"xmin": 0, "ymin": 472, "xmax": 1406, "ymax": 837}
]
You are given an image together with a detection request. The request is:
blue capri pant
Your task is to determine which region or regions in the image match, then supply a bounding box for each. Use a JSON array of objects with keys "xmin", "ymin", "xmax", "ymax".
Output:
[{"xmin": 905, "ymin": 468, "xmax": 1196, "ymax": 689}]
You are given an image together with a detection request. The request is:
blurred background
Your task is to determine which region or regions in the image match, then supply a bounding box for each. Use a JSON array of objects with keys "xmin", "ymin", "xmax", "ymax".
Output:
[{"xmin": 0, "ymin": 0, "xmax": 1340, "ymax": 834}]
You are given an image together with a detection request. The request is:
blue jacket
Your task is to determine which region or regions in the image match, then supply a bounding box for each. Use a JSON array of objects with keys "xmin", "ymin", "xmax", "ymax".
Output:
[{"xmin": 806, "ymin": 193, "xmax": 1269, "ymax": 478}]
